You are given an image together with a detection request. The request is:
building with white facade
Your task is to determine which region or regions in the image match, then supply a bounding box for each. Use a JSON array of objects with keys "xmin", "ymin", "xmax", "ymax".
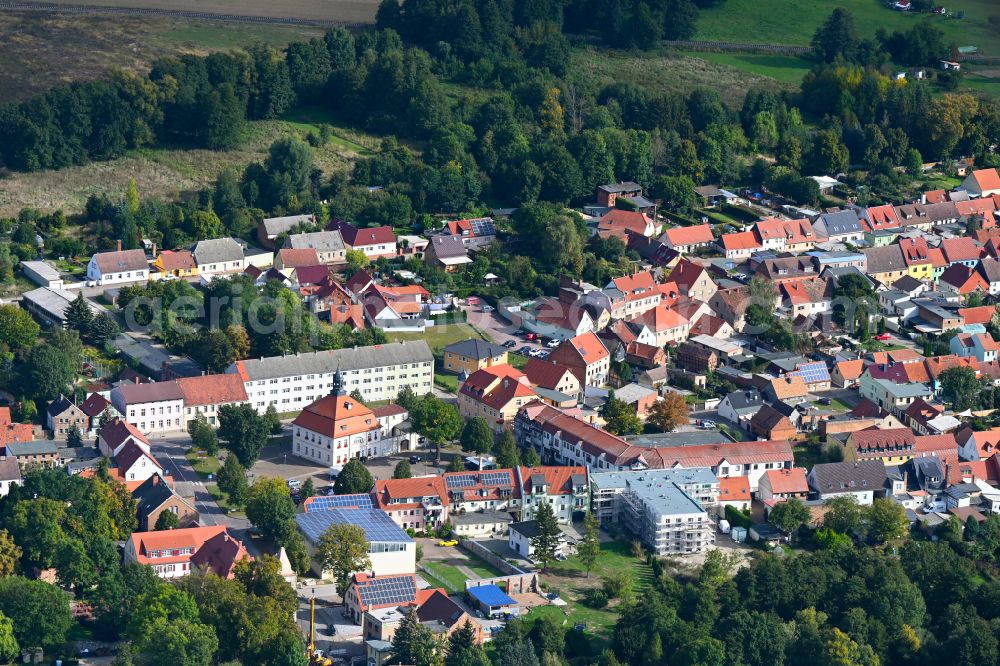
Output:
[
  {"xmin": 296, "ymin": 508, "xmax": 416, "ymax": 584},
  {"xmin": 228, "ymin": 341, "xmax": 434, "ymax": 413},
  {"xmin": 292, "ymin": 371, "xmax": 382, "ymax": 469},
  {"xmin": 86, "ymin": 248, "xmax": 149, "ymax": 286},
  {"xmin": 193, "ymin": 238, "xmax": 245, "ymax": 275},
  {"xmin": 110, "ymin": 381, "xmax": 185, "ymax": 435},
  {"xmin": 123, "ymin": 526, "xmax": 250, "ymax": 579},
  {"xmin": 590, "ymin": 468, "xmax": 715, "ymax": 555}
]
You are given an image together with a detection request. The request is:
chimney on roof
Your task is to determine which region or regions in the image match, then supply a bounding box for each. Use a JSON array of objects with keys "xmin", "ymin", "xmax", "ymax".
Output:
[{"xmin": 117, "ymin": 239, "xmax": 122, "ymax": 252}]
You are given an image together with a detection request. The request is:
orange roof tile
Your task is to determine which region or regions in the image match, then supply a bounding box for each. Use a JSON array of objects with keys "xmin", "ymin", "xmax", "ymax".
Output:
[
  {"xmin": 664, "ymin": 224, "xmax": 714, "ymax": 247},
  {"xmin": 719, "ymin": 231, "xmax": 761, "ymax": 251},
  {"xmin": 835, "ymin": 360, "xmax": 864, "ymax": 381},
  {"xmin": 278, "ymin": 248, "xmax": 320, "ymax": 268},
  {"xmin": 638, "ymin": 304, "xmax": 689, "ymax": 331},
  {"xmin": 292, "ymin": 393, "xmax": 379, "ymax": 439},
  {"xmin": 970, "ymin": 168, "xmax": 1000, "ymax": 192},
  {"xmin": 764, "ymin": 468, "xmax": 808, "ymax": 495},
  {"xmin": 176, "ymin": 374, "xmax": 248, "ymax": 406},
  {"xmin": 719, "ymin": 476, "xmax": 751, "ymax": 502}
]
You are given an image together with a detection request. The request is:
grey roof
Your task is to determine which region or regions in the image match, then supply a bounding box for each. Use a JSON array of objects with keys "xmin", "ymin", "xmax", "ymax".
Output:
[
  {"xmin": 613, "ymin": 383, "xmax": 657, "ymax": 404},
  {"xmin": 133, "ymin": 475, "xmax": 183, "ymax": 514},
  {"xmin": 193, "ymin": 238, "xmax": 244, "ymax": 265},
  {"xmin": 817, "ymin": 210, "xmax": 863, "ymax": 236},
  {"xmin": 893, "ymin": 275, "xmax": 923, "ymax": 292},
  {"xmin": 978, "ymin": 257, "xmax": 1000, "ymax": 283},
  {"xmin": 295, "ymin": 508, "xmax": 412, "ymax": 545},
  {"xmin": 21, "ymin": 288, "xmax": 103, "ymax": 323},
  {"xmin": 724, "ymin": 389, "xmax": 763, "ymax": 412},
  {"xmin": 598, "ymin": 182, "xmax": 642, "ymax": 194},
  {"xmin": 231, "ymin": 341, "xmax": 433, "ymax": 381},
  {"xmin": 624, "ymin": 195, "xmax": 656, "ymax": 208},
  {"xmin": 20, "ymin": 261, "xmax": 62, "ymax": 283},
  {"xmin": 6, "ymin": 440, "xmax": 59, "ymax": 457},
  {"xmin": 47, "ymin": 394, "xmax": 76, "ymax": 417},
  {"xmin": 593, "ymin": 470, "xmax": 712, "ymax": 516},
  {"xmin": 113, "ymin": 333, "xmax": 199, "ymax": 378},
  {"xmin": 449, "ymin": 511, "xmax": 512, "ymax": 525},
  {"xmin": 288, "ymin": 230, "xmax": 345, "ymax": 253},
  {"xmin": 262, "ymin": 214, "xmax": 316, "ymax": 237},
  {"xmin": 510, "ymin": 520, "xmax": 542, "ymax": 538},
  {"xmin": 863, "ymin": 245, "xmax": 907, "ymax": 273},
  {"xmin": 590, "ymin": 467, "xmax": 718, "ymax": 491},
  {"xmin": 809, "ymin": 460, "xmax": 887, "ymax": 495},
  {"xmin": 443, "ymin": 339, "xmax": 507, "ymax": 360},
  {"xmin": 0, "ymin": 456, "xmax": 21, "ymax": 482},
  {"xmin": 621, "ymin": 431, "xmax": 729, "ymax": 448},
  {"xmin": 428, "ymin": 235, "xmax": 468, "ymax": 259}
]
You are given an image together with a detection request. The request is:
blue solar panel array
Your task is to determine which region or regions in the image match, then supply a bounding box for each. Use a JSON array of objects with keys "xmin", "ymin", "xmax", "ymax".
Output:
[
  {"xmin": 789, "ymin": 361, "xmax": 830, "ymax": 383},
  {"xmin": 296, "ymin": 508, "xmax": 413, "ymax": 544},
  {"xmin": 358, "ymin": 575, "xmax": 417, "ymax": 607},
  {"xmin": 446, "ymin": 474, "xmax": 476, "ymax": 489},
  {"xmin": 305, "ymin": 493, "xmax": 374, "ymax": 513},
  {"xmin": 481, "ymin": 471, "xmax": 512, "ymax": 486},
  {"xmin": 470, "ymin": 218, "xmax": 495, "ymax": 237}
]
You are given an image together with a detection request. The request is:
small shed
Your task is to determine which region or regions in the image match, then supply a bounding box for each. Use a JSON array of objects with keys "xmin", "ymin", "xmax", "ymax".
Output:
[
  {"xmin": 467, "ymin": 584, "xmax": 518, "ymax": 618},
  {"xmin": 731, "ymin": 526, "xmax": 747, "ymax": 543}
]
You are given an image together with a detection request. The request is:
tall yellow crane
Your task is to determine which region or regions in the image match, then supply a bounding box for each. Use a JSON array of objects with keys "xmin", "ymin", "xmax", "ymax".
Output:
[{"xmin": 307, "ymin": 597, "xmax": 333, "ymax": 666}]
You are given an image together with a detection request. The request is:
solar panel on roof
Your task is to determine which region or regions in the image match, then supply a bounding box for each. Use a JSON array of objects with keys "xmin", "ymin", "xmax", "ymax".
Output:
[
  {"xmin": 470, "ymin": 218, "xmax": 495, "ymax": 236},
  {"xmin": 358, "ymin": 575, "xmax": 417, "ymax": 607},
  {"xmin": 789, "ymin": 361, "xmax": 830, "ymax": 384},
  {"xmin": 446, "ymin": 474, "xmax": 476, "ymax": 489},
  {"xmin": 305, "ymin": 494, "xmax": 374, "ymax": 512},
  {"xmin": 481, "ymin": 471, "xmax": 511, "ymax": 486}
]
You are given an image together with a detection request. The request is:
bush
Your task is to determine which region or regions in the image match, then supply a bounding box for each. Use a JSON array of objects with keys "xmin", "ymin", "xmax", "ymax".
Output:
[
  {"xmin": 725, "ymin": 505, "xmax": 752, "ymax": 530},
  {"xmin": 583, "ymin": 588, "xmax": 608, "ymax": 608}
]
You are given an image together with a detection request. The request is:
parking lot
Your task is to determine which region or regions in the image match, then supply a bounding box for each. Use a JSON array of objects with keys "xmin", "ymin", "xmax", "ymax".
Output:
[{"xmin": 466, "ymin": 307, "xmax": 559, "ymax": 360}]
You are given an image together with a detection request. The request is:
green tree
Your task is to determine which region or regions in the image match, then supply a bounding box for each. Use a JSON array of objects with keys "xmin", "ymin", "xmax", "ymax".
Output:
[
  {"xmin": 334, "ymin": 458, "xmax": 375, "ymax": 494},
  {"xmin": 447, "ymin": 456, "xmax": 465, "ymax": 472},
  {"xmin": 346, "ymin": 249, "xmax": 369, "ymax": 272},
  {"xmin": 0, "ymin": 304, "xmax": 39, "ymax": 350},
  {"xmin": 522, "ymin": 446, "xmax": 541, "ymax": 467},
  {"xmin": 8, "ymin": 498, "xmax": 65, "ymax": 569},
  {"xmin": 217, "ymin": 454, "xmax": 248, "ymax": 507},
  {"xmin": 300, "ymin": 477, "xmax": 315, "ymax": 499},
  {"xmin": 823, "ymin": 495, "xmax": 866, "ymax": 541},
  {"xmin": 66, "ymin": 423, "xmax": 82, "ymax": 448},
  {"xmin": 245, "ymin": 477, "xmax": 296, "ymax": 542},
  {"xmin": 89, "ymin": 312, "xmax": 122, "ymax": 345},
  {"xmin": 393, "ymin": 460, "xmax": 412, "ymax": 479},
  {"xmin": 155, "ymin": 510, "xmax": 180, "ymax": 530},
  {"xmin": 0, "ymin": 612, "xmax": 19, "ymax": 663},
  {"xmin": 529, "ymin": 501, "xmax": 561, "ymax": 572},
  {"xmin": 316, "ymin": 523, "xmax": 371, "ymax": 597},
  {"xmin": 410, "ymin": 395, "xmax": 462, "ymax": 463},
  {"xmin": 64, "ymin": 292, "xmax": 94, "ymax": 333},
  {"xmin": 768, "ymin": 499, "xmax": 810, "ymax": 537},
  {"xmin": 577, "ymin": 512, "xmax": 601, "ymax": 578},
  {"xmin": 22, "ymin": 345, "xmax": 75, "ymax": 401},
  {"xmin": 494, "ymin": 430, "xmax": 521, "ymax": 469},
  {"xmin": 390, "ymin": 607, "xmax": 438, "ymax": 666},
  {"xmin": 0, "ymin": 576, "xmax": 73, "ymax": 649},
  {"xmin": 601, "ymin": 392, "xmax": 642, "ymax": 436},
  {"xmin": 446, "ymin": 619, "xmax": 489, "ymax": 666},
  {"xmin": 939, "ymin": 365, "xmax": 981, "ymax": 411},
  {"xmin": 218, "ymin": 403, "xmax": 270, "ymax": 467},
  {"xmin": 868, "ymin": 497, "xmax": 908, "ymax": 545},
  {"xmin": 189, "ymin": 414, "xmax": 219, "ymax": 456},
  {"xmin": 460, "ymin": 417, "xmax": 493, "ymax": 454},
  {"xmin": 0, "ymin": 530, "xmax": 22, "ymax": 578},
  {"xmin": 811, "ymin": 8, "xmax": 860, "ymax": 63}
]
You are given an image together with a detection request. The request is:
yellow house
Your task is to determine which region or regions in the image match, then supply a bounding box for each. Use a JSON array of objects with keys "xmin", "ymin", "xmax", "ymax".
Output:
[
  {"xmin": 443, "ymin": 339, "xmax": 508, "ymax": 375},
  {"xmin": 153, "ymin": 250, "xmax": 199, "ymax": 278},
  {"xmin": 863, "ymin": 245, "xmax": 907, "ymax": 286},
  {"xmin": 898, "ymin": 239, "xmax": 934, "ymax": 281}
]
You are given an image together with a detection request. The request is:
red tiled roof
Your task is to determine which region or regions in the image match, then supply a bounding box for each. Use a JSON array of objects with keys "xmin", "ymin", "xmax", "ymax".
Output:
[
  {"xmin": 663, "ymin": 224, "xmax": 714, "ymax": 247},
  {"xmin": 835, "ymin": 360, "xmax": 864, "ymax": 381},
  {"xmin": 638, "ymin": 305, "xmax": 689, "ymax": 332},
  {"xmin": 523, "ymin": 359, "xmax": 576, "ymax": 391},
  {"xmin": 597, "ymin": 210, "xmax": 654, "ymax": 241},
  {"xmin": 959, "ymin": 305, "xmax": 995, "ymax": 325},
  {"xmin": 0, "ymin": 408, "xmax": 33, "ymax": 446},
  {"xmin": 610, "ymin": 271, "xmax": 658, "ymax": 302},
  {"xmin": 516, "ymin": 466, "xmax": 586, "ymax": 496},
  {"xmin": 940, "ymin": 237, "xmax": 982, "ymax": 264},
  {"xmin": 460, "ymin": 365, "xmax": 537, "ymax": 411},
  {"xmin": 79, "ymin": 393, "xmax": 111, "ymax": 418},
  {"xmin": 278, "ymin": 248, "xmax": 320, "ymax": 268},
  {"xmin": 189, "ymin": 530, "xmax": 251, "ymax": 578},
  {"xmin": 375, "ymin": 477, "xmax": 449, "ymax": 509},
  {"xmin": 292, "ymin": 394, "xmax": 379, "ymax": 439},
  {"xmin": 156, "ymin": 250, "xmax": 196, "ymax": 271},
  {"xmin": 556, "ymin": 331, "xmax": 609, "ymax": 366},
  {"xmin": 176, "ymin": 374, "xmax": 248, "ymax": 406},
  {"xmin": 898, "ymin": 237, "xmax": 931, "ymax": 265},
  {"xmin": 718, "ymin": 476, "xmax": 751, "ymax": 502},
  {"xmin": 719, "ymin": 231, "xmax": 761, "ymax": 252},
  {"xmin": 970, "ymin": 168, "xmax": 1000, "ymax": 192},
  {"xmin": 668, "ymin": 258, "xmax": 710, "ymax": 292},
  {"xmin": 764, "ymin": 468, "xmax": 808, "ymax": 495},
  {"xmin": 924, "ymin": 189, "xmax": 947, "ymax": 204},
  {"xmin": 341, "ymin": 223, "xmax": 396, "ymax": 247},
  {"xmin": 863, "ymin": 205, "xmax": 900, "ymax": 232},
  {"xmin": 755, "ymin": 218, "xmax": 815, "ymax": 245},
  {"xmin": 128, "ymin": 525, "xmax": 248, "ymax": 577}
]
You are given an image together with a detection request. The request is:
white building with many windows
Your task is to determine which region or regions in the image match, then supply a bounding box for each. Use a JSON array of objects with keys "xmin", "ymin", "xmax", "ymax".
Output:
[
  {"xmin": 110, "ymin": 381, "xmax": 185, "ymax": 435},
  {"xmin": 228, "ymin": 341, "xmax": 434, "ymax": 413},
  {"xmin": 292, "ymin": 371, "xmax": 382, "ymax": 469}
]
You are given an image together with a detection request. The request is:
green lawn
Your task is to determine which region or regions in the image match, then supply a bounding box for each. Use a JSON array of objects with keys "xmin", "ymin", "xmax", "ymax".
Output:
[
  {"xmin": 420, "ymin": 553, "xmax": 505, "ymax": 593},
  {"xmin": 695, "ymin": 0, "xmax": 1000, "ymax": 56},
  {"xmin": 280, "ymin": 106, "xmax": 377, "ymax": 155},
  {"xmin": 185, "ymin": 450, "xmax": 221, "ymax": 478},
  {"xmin": 681, "ymin": 52, "xmax": 813, "ymax": 84},
  {"xmin": 389, "ymin": 323, "xmax": 491, "ymax": 354},
  {"xmin": 434, "ymin": 373, "xmax": 460, "ymax": 392},
  {"xmin": 207, "ymin": 483, "xmax": 246, "ymax": 518},
  {"xmin": 546, "ymin": 541, "xmax": 653, "ymax": 590},
  {"xmin": 522, "ymin": 603, "xmax": 620, "ymax": 645}
]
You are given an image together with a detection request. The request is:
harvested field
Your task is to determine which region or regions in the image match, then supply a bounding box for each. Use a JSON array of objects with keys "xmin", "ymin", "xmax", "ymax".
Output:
[{"xmin": 3, "ymin": 0, "xmax": 379, "ymax": 23}]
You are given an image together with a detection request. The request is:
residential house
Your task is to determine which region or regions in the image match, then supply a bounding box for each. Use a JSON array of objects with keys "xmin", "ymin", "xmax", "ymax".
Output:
[
  {"xmin": 813, "ymin": 210, "xmax": 864, "ymax": 243},
  {"xmin": 133, "ymin": 473, "xmax": 198, "ymax": 531},
  {"xmin": 858, "ymin": 374, "xmax": 933, "ymax": 416},
  {"xmin": 604, "ymin": 271, "xmax": 662, "ymax": 320},
  {"xmin": 46, "ymin": 395, "xmax": 88, "ymax": 440},
  {"xmin": 333, "ymin": 221, "xmax": 397, "ymax": 259},
  {"xmin": 763, "ymin": 375, "xmax": 809, "ymax": 403},
  {"xmin": 676, "ymin": 342, "xmax": 718, "ymax": 373},
  {"xmin": 709, "ymin": 287, "xmax": 750, "ymax": 332},
  {"xmin": 124, "ymin": 526, "xmax": 250, "ymax": 579},
  {"xmin": 523, "ymin": 358, "xmax": 582, "ymax": 402},
  {"xmin": 860, "ymin": 205, "xmax": 902, "ymax": 235},
  {"xmin": 0, "ymin": 456, "xmax": 21, "ymax": 497},
  {"xmin": 257, "ymin": 213, "xmax": 317, "ymax": 249},
  {"xmin": 292, "ymin": 372, "xmax": 383, "ymax": 468},
  {"xmin": 373, "ymin": 477, "xmax": 448, "ymax": 532},
  {"xmin": 458, "ymin": 365, "xmax": 539, "ymax": 433},
  {"xmin": 176, "ymin": 374, "xmax": 249, "ymax": 427},
  {"xmin": 443, "ymin": 339, "xmax": 509, "ymax": 375},
  {"xmin": 547, "ymin": 332, "xmax": 611, "ymax": 387},
  {"xmin": 758, "ymin": 468, "xmax": 809, "ymax": 501},
  {"xmin": 807, "ymin": 460, "xmax": 887, "ymax": 505},
  {"xmin": 424, "ymin": 235, "xmax": 472, "ymax": 272},
  {"xmin": 940, "ymin": 237, "xmax": 981, "ymax": 267},
  {"xmin": 938, "ymin": 264, "xmax": 988, "ymax": 297},
  {"xmin": 442, "ymin": 218, "xmax": 496, "ymax": 250},
  {"xmin": 193, "ymin": 238, "xmax": 244, "ymax": 276},
  {"xmin": 898, "ymin": 238, "xmax": 935, "ymax": 281},
  {"xmin": 961, "ymin": 168, "xmax": 1000, "ymax": 198},
  {"xmin": 6, "ymin": 441, "xmax": 59, "ymax": 469},
  {"xmin": 596, "ymin": 182, "xmax": 643, "ymax": 208},
  {"xmin": 111, "ymin": 381, "xmax": 185, "ymax": 435},
  {"xmin": 718, "ymin": 231, "xmax": 762, "ymax": 259},
  {"xmin": 956, "ymin": 427, "xmax": 1000, "ymax": 462},
  {"xmin": 596, "ymin": 210, "xmax": 661, "ymax": 242},
  {"xmin": 516, "ymin": 465, "xmax": 589, "ymax": 522},
  {"xmin": 863, "ymin": 244, "xmax": 908, "ymax": 286},
  {"xmin": 517, "ymin": 297, "xmax": 594, "ymax": 340},
  {"xmin": 287, "ymin": 230, "xmax": 347, "ymax": 266},
  {"xmin": 718, "ymin": 477, "xmax": 751, "ymax": 513},
  {"xmin": 624, "ymin": 341, "xmax": 667, "ymax": 369},
  {"xmin": 152, "ymin": 250, "xmax": 197, "ymax": 278},
  {"xmin": 951, "ymin": 332, "xmax": 1000, "ymax": 363},
  {"xmin": 275, "ymin": 248, "xmax": 320, "ymax": 272},
  {"xmin": 718, "ymin": 390, "xmax": 764, "ymax": 431},
  {"xmin": 115, "ymin": 439, "xmax": 164, "ymax": 482},
  {"xmin": 634, "ymin": 305, "xmax": 691, "ymax": 347},
  {"xmin": 661, "ymin": 224, "xmax": 715, "ymax": 253},
  {"xmin": 86, "ymin": 247, "xmax": 149, "ymax": 286},
  {"xmin": 750, "ymin": 404, "xmax": 797, "ymax": 441},
  {"xmin": 779, "ymin": 277, "xmax": 833, "ymax": 319},
  {"xmin": 977, "ymin": 256, "xmax": 1000, "ymax": 294},
  {"xmin": 97, "ymin": 418, "xmax": 150, "ymax": 458},
  {"xmin": 669, "ymin": 258, "xmax": 717, "ymax": 303},
  {"xmin": 755, "ymin": 218, "xmax": 816, "ymax": 253},
  {"xmin": 832, "ymin": 359, "xmax": 864, "ymax": 388},
  {"xmin": 79, "ymin": 393, "xmax": 118, "ymax": 437}
]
